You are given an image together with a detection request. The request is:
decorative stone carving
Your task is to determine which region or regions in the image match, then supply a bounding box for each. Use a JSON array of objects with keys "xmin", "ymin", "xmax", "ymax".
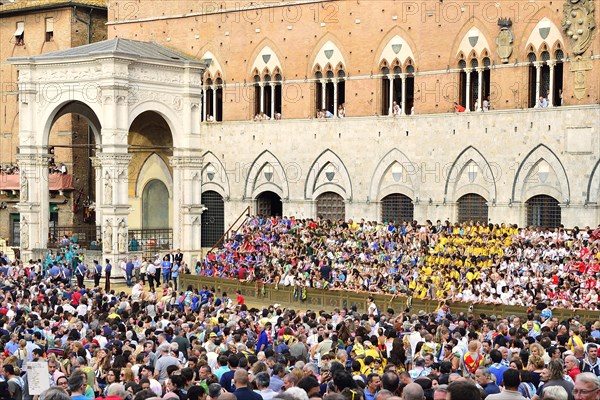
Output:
[
  {"xmin": 496, "ymin": 18, "xmax": 514, "ymax": 63},
  {"xmin": 20, "ymin": 175, "xmax": 28, "ymax": 202},
  {"xmin": 562, "ymin": 0, "xmax": 596, "ymax": 56},
  {"xmin": 103, "ymin": 218, "xmax": 113, "ymax": 252},
  {"xmin": 104, "ymin": 174, "xmax": 113, "ymax": 205},
  {"xmin": 118, "ymin": 220, "xmax": 127, "ymax": 254},
  {"xmin": 570, "ymin": 57, "xmax": 593, "ymax": 99},
  {"xmin": 128, "ymin": 89, "xmax": 183, "ymax": 112},
  {"xmin": 129, "ymin": 66, "xmax": 183, "ymax": 84},
  {"xmin": 21, "ymin": 217, "xmax": 28, "ymax": 250}
]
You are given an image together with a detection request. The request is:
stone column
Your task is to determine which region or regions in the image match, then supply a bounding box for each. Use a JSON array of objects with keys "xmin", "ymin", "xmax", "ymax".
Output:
[
  {"xmin": 333, "ymin": 78, "xmax": 338, "ymax": 115},
  {"xmin": 97, "ymin": 152, "xmax": 132, "ymax": 268},
  {"xmin": 202, "ymin": 87, "xmax": 207, "ymax": 121},
  {"xmin": 400, "ymin": 73, "xmax": 407, "ymax": 115},
  {"xmin": 170, "ymin": 155, "xmax": 204, "ymax": 254},
  {"xmin": 388, "ymin": 76, "xmax": 394, "ymax": 115},
  {"xmin": 547, "ymin": 61, "xmax": 555, "ymax": 107},
  {"xmin": 465, "ymin": 68, "xmax": 472, "ymax": 112},
  {"xmin": 259, "ymin": 83, "xmax": 265, "ymax": 113},
  {"xmin": 476, "ymin": 67, "xmax": 483, "ymax": 111},
  {"xmin": 320, "ymin": 80, "xmax": 326, "ymax": 110},
  {"xmin": 90, "ymin": 156, "xmax": 103, "ymax": 228},
  {"xmin": 270, "ymin": 82, "xmax": 275, "ymax": 118},
  {"xmin": 17, "ymin": 152, "xmax": 50, "ymax": 258},
  {"xmin": 534, "ymin": 62, "xmax": 542, "ymax": 107}
]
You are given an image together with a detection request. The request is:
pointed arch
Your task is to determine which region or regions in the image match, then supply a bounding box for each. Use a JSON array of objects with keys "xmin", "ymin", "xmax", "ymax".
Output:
[
  {"xmin": 375, "ymin": 32, "xmax": 417, "ymax": 71},
  {"xmin": 444, "ymin": 146, "xmax": 497, "ymax": 203},
  {"xmin": 586, "ymin": 159, "xmax": 600, "ymax": 204},
  {"xmin": 450, "ymin": 19, "xmax": 494, "ymax": 64},
  {"xmin": 511, "ymin": 144, "xmax": 570, "ymax": 203},
  {"xmin": 304, "ymin": 149, "xmax": 352, "ymax": 200},
  {"xmin": 248, "ymin": 39, "xmax": 284, "ymax": 77},
  {"xmin": 369, "ymin": 148, "xmax": 419, "ymax": 201},
  {"xmin": 520, "ymin": 13, "xmax": 564, "ymax": 55},
  {"xmin": 309, "ymin": 33, "xmax": 349, "ymax": 75},
  {"xmin": 199, "ymin": 50, "xmax": 225, "ymax": 80},
  {"xmin": 135, "ymin": 153, "xmax": 173, "ymax": 198},
  {"xmin": 201, "ymin": 151, "xmax": 230, "ymax": 200},
  {"xmin": 243, "ymin": 150, "xmax": 289, "ymax": 200}
]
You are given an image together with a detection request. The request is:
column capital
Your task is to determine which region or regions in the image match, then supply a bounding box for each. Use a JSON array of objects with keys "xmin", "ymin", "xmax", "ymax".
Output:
[
  {"xmin": 547, "ymin": 60, "xmax": 556, "ymax": 67},
  {"xmin": 464, "ymin": 68, "xmax": 473, "ymax": 73},
  {"xmin": 96, "ymin": 152, "xmax": 133, "ymax": 166},
  {"xmin": 399, "ymin": 73, "xmax": 406, "ymax": 79},
  {"xmin": 476, "ymin": 67, "xmax": 484, "ymax": 72}
]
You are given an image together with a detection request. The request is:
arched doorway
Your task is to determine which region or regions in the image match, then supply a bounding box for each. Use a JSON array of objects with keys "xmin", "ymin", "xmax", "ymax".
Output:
[
  {"xmin": 457, "ymin": 194, "xmax": 488, "ymax": 223},
  {"xmin": 381, "ymin": 194, "xmax": 414, "ymax": 223},
  {"xmin": 256, "ymin": 191, "xmax": 282, "ymax": 217},
  {"xmin": 316, "ymin": 192, "xmax": 345, "ymax": 221},
  {"xmin": 142, "ymin": 180, "xmax": 169, "ymax": 229},
  {"xmin": 527, "ymin": 195, "xmax": 561, "ymax": 227},
  {"xmin": 201, "ymin": 191, "xmax": 224, "ymax": 248}
]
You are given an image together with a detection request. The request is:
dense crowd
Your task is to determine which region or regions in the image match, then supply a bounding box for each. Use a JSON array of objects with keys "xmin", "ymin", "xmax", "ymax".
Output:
[
  {"xmin": 201, "ymin": 217, "xmax": 600, "ymax": 310},
  {"xmin": 1, "ymin": 249, "xmax": 600, "ymax": 400}
]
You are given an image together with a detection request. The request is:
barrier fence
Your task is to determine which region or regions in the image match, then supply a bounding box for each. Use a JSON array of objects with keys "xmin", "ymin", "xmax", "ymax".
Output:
[{"xmin": 180, "ymin": 275, "xmax": 600, "ymax": 323}]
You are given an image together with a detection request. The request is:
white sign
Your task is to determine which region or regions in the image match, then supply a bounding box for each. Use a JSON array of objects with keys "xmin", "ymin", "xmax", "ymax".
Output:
[{"xmin": 26, "ymin": 362, "xmax": 50, "ymax": 395}]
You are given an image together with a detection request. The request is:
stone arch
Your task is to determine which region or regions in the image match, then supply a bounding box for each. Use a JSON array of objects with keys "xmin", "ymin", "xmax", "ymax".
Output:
[
  {"xmin": 41, "ymin": 100, "xmax": 102, "ymax": 147},
  {"xmin": 586, "ymin": 159, "xmax": 600, "ymax": 205},
  {"xmin": 444, "ymin": 146, "xmax": 497, "ymax": 203},
  {"xmin": 511, "ymin": 144, "xmax": 570, "ymax": 203},
  {"xmin": 201, "ymin": 151, "xmax": 230, "ymax": 200},
  {"xmin": 200, "ymin": 50, "xmax": 225, "ymax": 81},
  {"xmin": 248, "ymin": 39, "xmax": 284, "ymax": 77},
  {"xmin": 369, "ymin": 148, "xmax": 419, "ymax": 201},
  {"xmin": 521, "ymin": 14, "xmax": 564, "ymax": 56},
  {"xmin": 128, "ymin": 101, "xmax": 181, "ymax": 149},
  {"xmin": 375, "ymin": 30, "xmax": 417, "ymax": 72},
  {"xmin": 450, "ymin": 19, "xmax": 494, "ymax": 65},
  {"xmin": 134, "ymin": 153, "xmax": 173, "ymax": 198},
  {"xmin": 309, "ymin": 33, "xmax": 349, "ymax": 75},
  {"xmin": 304, "ymin": 149, "xmax": 352, "ymax": 200},
  {"xmin": 243, "ymin": 150, "xmax": 289, "ymax": 200}
]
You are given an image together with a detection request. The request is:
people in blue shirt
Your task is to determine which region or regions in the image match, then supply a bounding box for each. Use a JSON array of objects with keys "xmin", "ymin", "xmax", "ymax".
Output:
[{"xmin": 171, "ymin": 262, "xmax": 180, "ymax": 290}]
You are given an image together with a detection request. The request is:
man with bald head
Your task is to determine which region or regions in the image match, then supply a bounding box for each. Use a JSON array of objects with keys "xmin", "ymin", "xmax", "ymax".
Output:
[
  {"xmin": 402, "ymin": 383, "xmax": 425, "ymax": 400},
  {"xmin": 233, "ymin": 369, "xmax": 262, "ymax": 400}
]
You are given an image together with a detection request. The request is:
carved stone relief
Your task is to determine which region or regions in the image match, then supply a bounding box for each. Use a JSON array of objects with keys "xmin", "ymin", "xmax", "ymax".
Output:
[
  {"xmin": 562, "ymin": 0, "xmax": 596, "ymax": 56},
  {"xmin": 496, "ymin": 18, "xmax": 514, "ymax": 63}
]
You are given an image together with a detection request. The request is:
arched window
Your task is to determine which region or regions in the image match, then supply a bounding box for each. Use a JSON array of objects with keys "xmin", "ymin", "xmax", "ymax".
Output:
[
  {"xmin": 203, "ymin": 76, "xmax": 223, "ymax": 122},
  {"xmin": 457, "ymin": 194, "xmax": 488, "ymax": 224},
  {"xmin": 381, "ymin": 194, "xmax": 414, "ymax": 223},
  {"xmin": 405, "ymin": 64, "xmax": 415, "ymax": 115},
  {"xmin": 316, "ymin": 192, "xmax": 345, "ymax": 221},
  {"xmin": 315, "ymin": 67, "xmax": 345, "ymax": 117},
  {"xmin": 526, "ymin": 195, "xmax": 561, "ymax": 228},
  {"xmin": 254, "ymin": 72, "xmax": 283, "ymax": 119},
  {"xmin": 201, "ymin": 191, "xmax": 225, "ymax": 248},
  {"xmin": 527, "ymin": 52, "xmax": 538, "ymax": 108},
  {"xmin": 458, "ymin": 58, "xmax": 477, "ymax": 111},
  {"xmin": 553, "ymin": 49, "xmax": 564, "ymax": 106}
]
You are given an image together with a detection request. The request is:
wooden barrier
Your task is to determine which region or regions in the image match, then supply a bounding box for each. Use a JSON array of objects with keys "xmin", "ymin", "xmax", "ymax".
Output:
[{"xmin": 180, "ymin": 275, "xmax": 600, "ymax": 322}]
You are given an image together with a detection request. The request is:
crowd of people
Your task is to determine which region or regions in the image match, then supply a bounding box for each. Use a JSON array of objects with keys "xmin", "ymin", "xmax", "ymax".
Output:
[
  {"xmin": 0, "ymin": 164, "xmax": 18, "ymax": 175},
  {"xmin": 2, "ymin": 246, "xmax": 600, "ymax": 400},
  {"xmin": 201, "ymin": 217, "xmax": 600, "ymax": 310}
]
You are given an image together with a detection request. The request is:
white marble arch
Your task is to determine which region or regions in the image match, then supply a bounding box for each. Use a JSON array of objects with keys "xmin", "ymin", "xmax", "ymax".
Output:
[
  {"xmin": 378, "ymin": 35, "xmax": 416, "ymax": 69},
  {"xmin": 201, "ymin": 151, "xmax": 231, "ymax": 200},
  {"xmin": 524, "ymin": 17, "xmax": 564, "ymax": 55},
  {"xmin": 250, "ymin": 45, "xmax": 283, "ymax": 76},
  {"xmin": 586, "ymin": 159, "xmax": 600, "ymax": 205},
  {"xmin": 444, "ymin": 146, "xmax": 497, "ymax": 203},
  {"xmin": 41, "ymin": 99, "xmax": 103, "ymax": 147},
  {"xmin": 369, "ymin": 148, "xmax": 419, "ymax": 201},
  {"xmin": 313, "ymin": 40, "xmax": 346, "ymax": 72},
  {"xmin": 134, "ymin": 153, "xmax": 173, "ymax": 198},
  {"xmin": 456, "ymin": 27, "xmax": 492, "ymax": 60},
  {"xmin": 305, "ymin": 149, "xmax": 352, "ymax": 201},
  {"xmin": 512, "ymin": 144, "xmax": 570, "ymax": 203},
  {"xmin": 128, "ymin": 101, "xmax": 182, "ymax": 149},
  {"xmin": 243, "ymin": 150, "xmax": 289, "ymax": 200}
]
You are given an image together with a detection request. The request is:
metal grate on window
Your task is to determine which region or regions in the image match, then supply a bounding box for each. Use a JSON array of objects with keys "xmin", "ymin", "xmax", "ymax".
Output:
[
  {"xmin": 528, "ymin": 52, "xmax": 537, "ymax": 63},
  {"xmin": 316, "ymin": 192, "xmax": 345, "ymax": 222},
  {"xmin": 458, "ymin": 60, "xmax": 467, "ymax": 69},
  {"xmin": 555, "ymin": 50, "xmax": 564, "ymax": 61},
  {"xmin": 201, "ymin": 191, "xmax": 225, "ymax": 248},
  {"xmin": 526, "ymin": 195, "xmax": 561, "ymax": 228},
  {"xmin": 541, "ymin": 51, "xmax": 550, "ymax": 62},
  {"xmin": 381, "ymin": 194, "xmax": 414, "ymax": 224},
  {"xmin": 457, "ymin": 194, "xmax": 489, "ymax": 224}
]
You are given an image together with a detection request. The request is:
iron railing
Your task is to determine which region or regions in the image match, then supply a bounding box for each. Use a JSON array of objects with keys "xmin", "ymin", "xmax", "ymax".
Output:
[
  {"xmin": 127, "ymin": 229, "xmax": 173, "ymax": 259},
  {"xmin": 48, "ymin": 226, "xmax": 102, "ymax": 249}
]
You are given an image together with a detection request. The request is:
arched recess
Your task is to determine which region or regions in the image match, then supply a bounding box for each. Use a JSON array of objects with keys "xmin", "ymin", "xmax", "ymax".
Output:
[
  {"xmin": 43, "ymin": 100, "xmax": 102, "ymax": 146},
  {"xmin": 309, "ymin": 33, "xmax": 349, "ymax": 76},
  {"xmin": 511, "ymin": 144, "xmax": 570, "ymax": 203},
  {"xmin": 200, "ymin": 190, "xmax": 225, "ymax": 248},
  {"xmin": 304, "ymin": 149, "xmax": 352, "ymax": 201},
  {"xmin": 521, "ymin": 16, "xmax": 564, "ymax": 55},
  {"xmin": 375, "ymin": 33, "xmax": 417, "ymax": 70},
  {"xmin": 243, "ymin": 150, "xmax": 289, "ymax": 200},
  {"xmin": 142, "ymin": 179, "xmax": 170, "ymax": 229},
  {"xmin": 135, "ymin": 153, "xmax": 173, "ymax": 198},
  {"xmin": 444, "ymin": 146, "xmax": 497, "ymax": 203},
  {"xmin": 128, "ymin": 100, "xmax": 181, "ymax": 149},
  {"xmin": 586, "ymin": 159, "xmax": 600, "ymax": 205},
  {"xmin": 248, "ymin": 39, "xmax": 285, "ymax": 76},
  {"xmin": 449, "ymin": 19, "xmax": 494, "ymax": 66},
  {"xmin": 457, "ymin": 194, "xmax": 489, "ymax": 223},
  {"xmin": 526, "ymin": 195, "xmax": 561, "ymax": 228},
  {"xmin": 370, "ymin": 148, "xmax": 419, "ymax": 201},
  {"xmin": 200, "ymin": 50, "xmax": 225, "ymax": 80},
  {"xmin": 201, "ymin": 151, "xmax": 230, "ymax": 200}
]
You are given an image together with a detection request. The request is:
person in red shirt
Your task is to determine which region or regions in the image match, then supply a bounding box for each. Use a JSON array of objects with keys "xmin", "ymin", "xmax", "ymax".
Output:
[
  {"xmin": 236, "ymin": 290, "xmax": 245, "ymax": 306},
  {"xmin": 453, "ymin": 102, "xmax": 466, "ymax": 112}
]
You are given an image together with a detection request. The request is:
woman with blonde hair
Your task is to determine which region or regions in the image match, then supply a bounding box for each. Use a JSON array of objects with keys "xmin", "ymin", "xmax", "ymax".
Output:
[
  {"xmin": 15, "ymin": 339, "xmax": 27, "ymax": 368},
  {"xmin": 120, "ymin": 367, "xmax": 135, "ymax": 384}
]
